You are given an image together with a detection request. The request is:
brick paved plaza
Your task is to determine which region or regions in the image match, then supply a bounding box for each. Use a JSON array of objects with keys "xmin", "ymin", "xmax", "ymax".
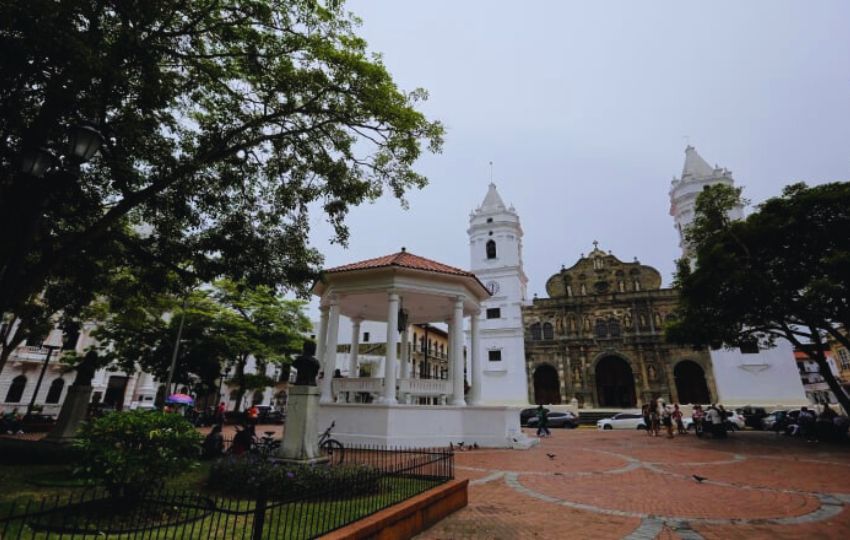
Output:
[{"xmin": 418, "ymin": 429, "xmax": 850, "ymax": 539}]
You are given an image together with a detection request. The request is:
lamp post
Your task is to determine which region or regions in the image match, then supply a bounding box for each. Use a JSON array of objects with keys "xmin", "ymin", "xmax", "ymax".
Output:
[
  {"xmin": 217, "ymin": 366, "xmax": 231, "ymax": 403},
  {"xmin": 25, "ymin": 329, "xmax": 65, "ymax": 417},
  {"xmin": 1, "ymin": 122, "xmax": 104, "ymax": 298}
]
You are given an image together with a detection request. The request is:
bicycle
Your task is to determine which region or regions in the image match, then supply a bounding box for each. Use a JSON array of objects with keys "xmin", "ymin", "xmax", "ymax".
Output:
[
  {"xmin": 318, "ymin": 421, "xmax": 344, "ymax": 464},
  {"xmin": 252, "ymin": 430, "xmax": 281, "ymax": 458}
]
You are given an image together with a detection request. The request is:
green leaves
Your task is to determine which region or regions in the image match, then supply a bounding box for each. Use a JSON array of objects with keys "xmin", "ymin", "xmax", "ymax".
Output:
[
  {"xmin": 669, "ymin": 181, "xmax": 850, "ymax": 413},
  {"xmin": 0, "ymin": 0, "xmax": 444, "ymax": 317},
  {"xmin": 90, "ymin": 278, "xmax": 311, "ymax": 394},
  {"xmin": 74, "ymin": 410, "xmax": 202, "ymax": 496}
]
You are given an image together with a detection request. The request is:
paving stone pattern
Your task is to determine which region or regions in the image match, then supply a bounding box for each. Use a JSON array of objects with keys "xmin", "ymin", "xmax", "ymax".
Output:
[{"xmin": 416, "ymin": 429, "xmax": 850, "ymax": 539}]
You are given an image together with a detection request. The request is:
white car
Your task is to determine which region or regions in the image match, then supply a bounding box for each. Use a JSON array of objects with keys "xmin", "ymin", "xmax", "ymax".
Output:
[
  {"xmin": 597, "ymin": 412, "xmax": 646, "ymax": 430},
  {"xmin": 683, "ymin": 411, "xmax": 746, "ymax": 431}
]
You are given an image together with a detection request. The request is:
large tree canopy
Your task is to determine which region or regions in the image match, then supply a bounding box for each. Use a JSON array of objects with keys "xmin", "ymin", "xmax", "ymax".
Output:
[
  {"xmin": 667, "ymin": 182, "xmax": 850, "ymax": 414},
  {"xmin": 0, "ymin": 0, "xmax": 443, "ymax": 317},
  {"xmin": 87, "ymin": 278, "xmax": 311, "ymax": 411}
]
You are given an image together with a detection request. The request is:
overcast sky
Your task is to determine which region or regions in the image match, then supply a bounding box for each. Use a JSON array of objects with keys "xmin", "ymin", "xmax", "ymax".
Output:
[{"xmin": 305, "ymin": 0, "xmax": 850, "ymax": 317}]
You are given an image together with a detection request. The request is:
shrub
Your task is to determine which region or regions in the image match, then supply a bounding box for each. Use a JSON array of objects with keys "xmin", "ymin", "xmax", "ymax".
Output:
[
  {"xmin": 74, "ymin": 410, "xmax": 201, "ymax": 498},
  {"xmin": 207, "ymin": 456, "xmax": 382, "ymax": 500}
]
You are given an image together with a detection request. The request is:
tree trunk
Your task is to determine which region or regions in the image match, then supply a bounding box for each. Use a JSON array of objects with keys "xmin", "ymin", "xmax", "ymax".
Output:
[
  {"xmin": 809, "ymin": 328, "xmax": 850, "ymax": 416},
  {"xmin": 232, "ymin": 356, "xmax": 248, "ymax": 413},
  {"xmin": 0, "ymin": 329, "xmax": 26, "ymax": 378}
]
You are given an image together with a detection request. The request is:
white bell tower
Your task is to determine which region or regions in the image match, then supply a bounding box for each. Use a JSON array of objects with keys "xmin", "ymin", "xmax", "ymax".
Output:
[
  {"xmin": 467, "ymin": 183, "xmax": 529, "ymax": 405},
  {"xmin": 669, "ymin": 145, "xmax": 744, "ymax": 258}
]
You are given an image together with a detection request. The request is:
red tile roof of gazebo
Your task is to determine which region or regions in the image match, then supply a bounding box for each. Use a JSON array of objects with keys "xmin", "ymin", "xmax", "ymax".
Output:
[{"xmin": 324, "ymin": 249, "xmax": 476, "ymax": 278}]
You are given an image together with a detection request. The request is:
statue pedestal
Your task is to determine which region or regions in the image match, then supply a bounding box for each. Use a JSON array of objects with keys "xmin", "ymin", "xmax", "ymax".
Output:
[
  {"xmin": 44, "ymin": 385, "xmax": 91, "ymax": 443},
  {"xmin": 277, "ymin": 386, "xmax": 328, "ymax": 465}
]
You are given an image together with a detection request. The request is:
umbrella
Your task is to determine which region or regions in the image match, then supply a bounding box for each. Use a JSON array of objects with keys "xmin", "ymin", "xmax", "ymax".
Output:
[{"xmin": 166, "ymin": 393, "xmax": 194, "ymax": 405}]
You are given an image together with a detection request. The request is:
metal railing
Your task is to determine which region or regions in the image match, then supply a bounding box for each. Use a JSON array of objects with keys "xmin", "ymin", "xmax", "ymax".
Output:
[{"xmin": 0, "ymin": 445, "xmax": 454, "ymax": 539}]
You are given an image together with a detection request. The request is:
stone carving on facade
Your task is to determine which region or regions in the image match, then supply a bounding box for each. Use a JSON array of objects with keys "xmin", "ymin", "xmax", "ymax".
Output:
[{"xmin": 526, "ymin": 245, "xmax": 716, "ymax": 408}]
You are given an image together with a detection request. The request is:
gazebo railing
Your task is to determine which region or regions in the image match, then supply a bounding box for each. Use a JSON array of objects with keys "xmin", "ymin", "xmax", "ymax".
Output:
[
  {"xmin": 398, "ymin": 378, "xmax": 452, "ymax": 398},
  {"xmin": 332, "ymin": 377, "xmax": 384, "ymax": 396},
  {"xmin": 331, "ymin": 377, "xmax": 453, "ymax": 402}
]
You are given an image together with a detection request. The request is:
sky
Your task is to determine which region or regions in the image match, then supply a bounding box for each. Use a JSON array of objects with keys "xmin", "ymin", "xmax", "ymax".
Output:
[{"xmin": 305, "ymin": 0, "xmax": 850, "ymax": 318}]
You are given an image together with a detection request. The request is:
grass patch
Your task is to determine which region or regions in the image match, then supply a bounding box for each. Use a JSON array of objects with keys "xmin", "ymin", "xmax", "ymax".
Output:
[{"xmin": 0, "ymin": 472, "xmax": 444, "ymax": 539}]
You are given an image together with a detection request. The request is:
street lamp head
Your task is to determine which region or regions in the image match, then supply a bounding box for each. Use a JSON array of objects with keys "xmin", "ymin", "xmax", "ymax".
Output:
[
  {"xmin": 67, "ymin": 123, "xmax": 104, "ymax": 163},
  {"xmin": 42, "ymin": 328, "xmax": 64, "ymax": 350},
  {"xmin": 20, "ymin": 147, "xmax": 55, "ymax": 178}
]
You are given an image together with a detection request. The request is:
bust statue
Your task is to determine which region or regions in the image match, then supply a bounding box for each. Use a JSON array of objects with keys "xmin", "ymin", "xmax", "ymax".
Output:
[{"xmin": 292, "ymin": 341, "xmax": 320, "ymax": 386}]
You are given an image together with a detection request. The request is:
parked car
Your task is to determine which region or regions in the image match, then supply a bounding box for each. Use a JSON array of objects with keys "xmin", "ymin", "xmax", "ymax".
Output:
[
  {"xmin": 762, "ymin": 409, "xmax": 799, "ymax": 431},
  {"xmin": 737, "ymin": 406, "xmax": 768, "ymax": 430},
  {"xmin": 256, "ymin": 405, "xmax": 285, "ymax": 424},
  {"xmin": 526, "ymin": 411, "xmax": 578, "ymax": 429},
  {"xmin": 685, "ymin": 410, "xmax": 746, "ymax": 431},
  {"xmin": 520, "ymin": 407, "xmax": 548, "ymax": 427},
  {"xmin": 724, "ymin": 410, "xmax": 746, "ymax": 430},
  {"xmin": 597, "ymin": 412, "xmax": 646, "ymax": 430}
]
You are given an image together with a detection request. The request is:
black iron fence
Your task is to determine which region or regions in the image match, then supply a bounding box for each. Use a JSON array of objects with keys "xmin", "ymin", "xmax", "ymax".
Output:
[{"xmin": 0, "ymin": 445, "xmax": 453, "ymax": 539}]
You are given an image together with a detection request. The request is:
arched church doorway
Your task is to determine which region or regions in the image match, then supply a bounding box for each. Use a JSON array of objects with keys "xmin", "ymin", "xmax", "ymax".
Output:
[
  {"xmin": 595, "ymin": 356, "xmax": 636, "ymax": 408},
  {"xmin": 674, "ymin": 360, "xmax": 711, "ymax": 404},
  {"xmin": 533, "ymin": 364, "xmax": 561, "ymax": 405}
]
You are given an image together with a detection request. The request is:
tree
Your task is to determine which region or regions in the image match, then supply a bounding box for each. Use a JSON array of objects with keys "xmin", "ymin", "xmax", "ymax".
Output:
[
  {"xmin": 0, "ymin": 0, "xmax": 443, "ymax": 318},
  {"xmin": 89, "ymin": 278, "xmax": 311, "ymax": 411},
  {"xmin": 667, "ymin": 182, "xmax": 850, "ymax": 414}
]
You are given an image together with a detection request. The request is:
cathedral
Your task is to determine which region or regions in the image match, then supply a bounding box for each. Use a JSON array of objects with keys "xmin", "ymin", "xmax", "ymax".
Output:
[
  {"xmin": 471, "ymin": 146, "xmax": 807, "ymax": 409},
  {"xmin": 522, "ymin": 245, "xmax": 715, "ymax": 408}
]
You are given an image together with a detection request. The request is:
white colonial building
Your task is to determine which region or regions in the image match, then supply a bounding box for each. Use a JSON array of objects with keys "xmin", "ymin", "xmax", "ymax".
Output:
[
  {"xmin": 0, "ymin": 322, "xmax": 157, "ymax": 415},
  {"xmin": 669, "ymin": 145, "xmax": 807, "ymax": 408}
]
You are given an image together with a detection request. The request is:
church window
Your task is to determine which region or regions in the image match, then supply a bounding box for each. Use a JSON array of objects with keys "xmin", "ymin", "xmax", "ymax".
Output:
[
  {"xmin": 486, "ymin": 240, "xmax": 497, "ymax": 259},
  {"xmin": 609, "ymin": 319, "xmax": 621, "ymax": 337},
  {"xmin": 595, "ymin": 319, "xmax": 608, "ymax": 338},
  {"xmin": 633, "ymin": 280, "xmax": 641, "ymax": 291},
  {"xmin": 530, "ymin": 323, "xmax": 542, "ymax": 340},
  {"xmin": 486, "ymin": 218, "xmax": 493, "ymax": 223},
  {"xmin": 45, "ymin": 378, "xmax": 65, "ymax": 404},
  {"xmin": 618, "ymin": 281, "xmax": 625, "ymax": 292},
  {"xmin": 542, "ymin": 323, "xmax": 554, "ymax": 340},
  {"xmin": 486, "ymin": 308, "xmax": 501, "ymax": 319},
  {"xmin": 362, "ymin": 332, "xmax": 370, "ymax": 343},
  {"xmin": 566, "ymin": 285, "xmax": 573, "ymax": 297},
  {"xmin": 5, "ymin": 375, "xmax": 26, "ymax": 403},
  {"xmin": 488, "ymin": 350, "xmax": 502, "ymax": 362},
  {"xmin": 580, "ymin": 284, "xmax": 587, "ymax": 295}
]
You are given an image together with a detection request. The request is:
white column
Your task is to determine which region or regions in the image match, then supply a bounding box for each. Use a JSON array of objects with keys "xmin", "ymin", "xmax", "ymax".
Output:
[
  {"xmin": 445, "ymin": 318, "xmax": 454, "ymax": 385},
  {"xmin": 320, "ymin": 299, "xmax": 340, "ymax": 404},
  {"xmin": 468, "ymin": 309, "xmax": 482, "ymax": 405},
  {"xmin": 382, "ymin": 292, "xmax": 400, "ymax": 405},
  {"xmin": 348, "ymin": 318, "xmax": 361, "ymax": 377},
  {"xmin": 316, "ymin": 307, "xmax": 329, "ymax": 372},
  {"xmin": 450, "ymin": 297, "xmax": 466, "ymax": 406},
  {"xmin": 399, "ymin": 323, "xmax": 410, "ymax": 403}
]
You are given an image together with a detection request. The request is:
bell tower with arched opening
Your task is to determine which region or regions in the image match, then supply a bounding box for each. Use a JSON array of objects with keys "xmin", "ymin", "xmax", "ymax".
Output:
[{"xmin": 468, "ymin": 183, "xmax": 529, "ymax": 405}]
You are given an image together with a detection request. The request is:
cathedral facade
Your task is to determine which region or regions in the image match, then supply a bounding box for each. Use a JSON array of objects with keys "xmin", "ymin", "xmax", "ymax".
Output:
[{"xmin": 522, "ymin": 245, "xmax": 717, "ymax": 408}]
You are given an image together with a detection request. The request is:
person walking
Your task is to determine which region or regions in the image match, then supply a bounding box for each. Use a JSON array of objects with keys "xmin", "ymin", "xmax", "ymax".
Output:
[
  {"xmin": 659, "ymin": 399, "xmax": 674, "ymax": 439},
  {"xmin": 216, "ymin": 402, "xmax": 226, "ymax": 424},
  {"xmin": 536, "ymin": 405, "xmax": 551, "ymax": 438},
  {"xmin": 692, "ymin": 405, "xmax": 705, "ymax": 437},
  {"xmin": 673, "ymin": 403, "xmax": 687, "ymax": 435},
  {"xmin": 707, "ymin": 404, "xmax": 725, "ymax": 438},
  {"xmin": 642, "ymin": 403, "xmax": 652, "ymax": 436},
  {"xmin": 649, "ymin": 398, "xmax": 660, "ymax": 437},
  {"xmin": 246, "ymin": 404, "xmax": 259, "ymax": 426}
]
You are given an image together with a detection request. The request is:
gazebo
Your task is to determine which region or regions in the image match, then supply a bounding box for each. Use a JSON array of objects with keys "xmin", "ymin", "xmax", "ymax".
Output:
[{"xmin": 312, "ymin": 249, "xmax": 536, "ymax": 448}]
